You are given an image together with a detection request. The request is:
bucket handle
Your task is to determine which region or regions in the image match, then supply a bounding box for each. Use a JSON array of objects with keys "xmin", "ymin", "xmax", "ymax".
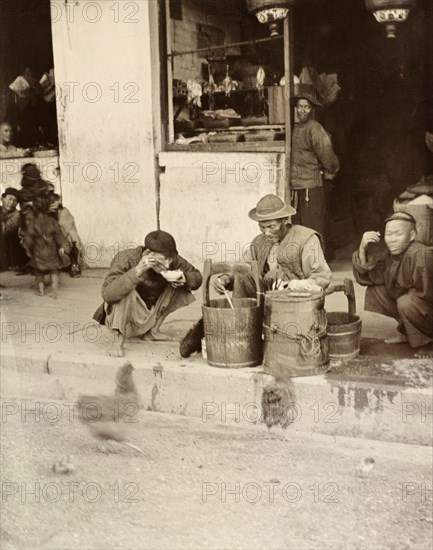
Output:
[
  {"xmin": 202, "ymin": 260, "xmax": 261, "ymax": 307},
  {"xmin": 324, "ymin": 278, "xmax": 356, "ymax": 316}
]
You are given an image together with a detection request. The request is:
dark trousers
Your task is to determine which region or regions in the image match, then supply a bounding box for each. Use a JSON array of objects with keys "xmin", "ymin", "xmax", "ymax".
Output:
[
  {"xmin": 291, "ymin": 187, "xmax": 326, "ymax": 235},
  {"xmin": 365, "ymin": 285, "xmax": 433, "ymax": 348},
  {"xmin": 3, "ymin": 232, "xmax": 29, "ymax": 268},
  {"xmin": 291, "ymin": 187, "xmax": 332, "ymax": 259}
]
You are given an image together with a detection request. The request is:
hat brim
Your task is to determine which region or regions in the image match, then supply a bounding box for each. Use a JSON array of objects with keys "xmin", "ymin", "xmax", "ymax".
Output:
[
  {"xmin": 248, "ymin": 205, "xmax": 296, "ymax": 221},
  {"xmin": 290, "ymin": 94, "xmax": 322, "ymax": 107},
  {"xmin": 1, "ymin": 188, "xmax": 20, "ymax": 200},
  {"xmin": 146, "ymin": 248, "xmax": 178, "ymax": 258}
]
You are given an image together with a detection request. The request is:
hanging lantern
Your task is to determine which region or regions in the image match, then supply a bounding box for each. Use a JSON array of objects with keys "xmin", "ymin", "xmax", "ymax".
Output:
[
  {"xmin": 365, "ymin": 0, "xmax": 417, "ymax": 38},
  {"xmin": 246, "ymin": 0, "xmax": 293, "ymax": 37}
]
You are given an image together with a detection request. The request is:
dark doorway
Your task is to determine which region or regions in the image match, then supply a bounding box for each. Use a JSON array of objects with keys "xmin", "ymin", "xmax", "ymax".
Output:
[
  {"xmin": 293, "ymin": 0, "xmax": 433, "ymax": 247},
  {"xmin": 0, "ymin": 0, "xmax": 58, "ymax": 149}
]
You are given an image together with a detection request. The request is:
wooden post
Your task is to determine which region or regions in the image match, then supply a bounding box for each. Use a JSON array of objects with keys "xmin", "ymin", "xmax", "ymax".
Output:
[
  {"xmin": 157, "ymin": 0, "xmax": 169, "ymax": 149},
  {"xmin": 283, "ymin": 14, "xmax": 294, "ymax": 204},
  {"xmin": 165, "ymin": 0, "xmax": 175, "ymax": 144}
]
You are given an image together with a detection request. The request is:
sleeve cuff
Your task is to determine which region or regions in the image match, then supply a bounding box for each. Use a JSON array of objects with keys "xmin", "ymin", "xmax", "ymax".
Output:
[{"xmin": 353, "ymin": 251, "xmax": 376, "ymax": 273}]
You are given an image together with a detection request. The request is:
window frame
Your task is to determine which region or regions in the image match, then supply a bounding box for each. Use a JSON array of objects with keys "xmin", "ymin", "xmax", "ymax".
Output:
[{"xmin": 160, "ymin": 0, "xmax": 293, "ymax": 154}]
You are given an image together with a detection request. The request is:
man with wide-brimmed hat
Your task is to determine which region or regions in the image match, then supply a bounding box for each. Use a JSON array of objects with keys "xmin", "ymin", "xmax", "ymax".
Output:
[
  {"xmin": 179, "ymin": 194, "xmax": 332, "ymax": 358},
  {"xmin": 289, "ymin": 83, "xmax": 339, "ymax": 257},
  {"xmin": 353, "ymin": 212, "xmax": 433, "ymax": 358},
  {"xmin": 215, "ymin": 193, "xmax": 332, "ymax": 296},
  {"xmin": 93, "ymin": 230, "xmax": 202, "ymax": 357}
]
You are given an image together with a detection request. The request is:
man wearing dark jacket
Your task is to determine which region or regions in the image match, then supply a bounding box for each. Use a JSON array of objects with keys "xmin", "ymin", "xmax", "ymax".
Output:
[
  {"xmin": 290, "ymin": 84, "xmax": 339, "ymax": 257},
  {"xmin": 94, "ymin": 230, "xmax": 202, "ymax": 357},
  {"xmin": 353, "ymin": 212, "xmax": 433, "ymax": 358}
]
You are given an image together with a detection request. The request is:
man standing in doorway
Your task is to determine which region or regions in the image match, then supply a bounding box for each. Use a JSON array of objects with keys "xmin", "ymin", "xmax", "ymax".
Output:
[{"xmin": 290, "ymin": 84, "xmax": 340, "ymax": 258}]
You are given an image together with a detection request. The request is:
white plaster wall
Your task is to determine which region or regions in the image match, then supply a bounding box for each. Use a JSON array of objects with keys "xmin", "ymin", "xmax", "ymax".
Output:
[
  {"xmin": 50, "ymin": 0, "xmax": 158, "ymax": 267},
  {"xmin": 159, "ymin": 152, "xmax": 286, "ymax": 269}
]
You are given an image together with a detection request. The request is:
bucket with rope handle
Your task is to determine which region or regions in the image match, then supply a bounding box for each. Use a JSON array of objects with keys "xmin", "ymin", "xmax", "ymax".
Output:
[{"xmin": 263, "ymin": 289, "xmax": 329, "ymax": 379}]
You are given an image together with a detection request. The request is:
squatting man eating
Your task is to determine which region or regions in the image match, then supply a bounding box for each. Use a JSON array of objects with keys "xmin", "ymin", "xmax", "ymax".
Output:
[{"xmin": 93, "ymin": 230, "xmax": 202, "ymax": 357}]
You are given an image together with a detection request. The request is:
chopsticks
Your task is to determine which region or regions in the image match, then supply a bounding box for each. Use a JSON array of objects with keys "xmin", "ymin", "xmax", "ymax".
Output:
[{"xmin": 218, "ymin": 277, "xmax": 234, "ymax": 310}]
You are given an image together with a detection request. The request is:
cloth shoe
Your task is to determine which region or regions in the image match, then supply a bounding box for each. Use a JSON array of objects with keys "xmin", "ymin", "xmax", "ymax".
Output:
[
  {"xmin": 179, "ymin": 318, "xmax": 204, "ymax": 358},
  {"xmin": 70, "ymin": 263, "xmax": 81, "ymax": 278}
]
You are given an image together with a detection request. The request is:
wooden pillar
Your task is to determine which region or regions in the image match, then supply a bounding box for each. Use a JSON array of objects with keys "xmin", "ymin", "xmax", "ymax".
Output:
[
  {"xmin": 165, "ymin": 0, "xmax": 175, "ymax": 144},
  {"xmin": 283, "ymin": 12, "xmax": 294, "ymax": 204}
]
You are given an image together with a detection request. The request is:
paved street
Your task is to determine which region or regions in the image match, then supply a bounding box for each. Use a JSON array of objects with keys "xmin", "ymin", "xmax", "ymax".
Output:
[{"xmin": 1, "ymin": 399, "xmax": 432, "ymax": 550}]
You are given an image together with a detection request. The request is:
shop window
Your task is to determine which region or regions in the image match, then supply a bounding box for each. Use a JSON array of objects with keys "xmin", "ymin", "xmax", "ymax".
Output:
[
  {"xmin": 0, "ymin": 0, "xmax": 58, "ymax": 159},
  {"xmin": 162, "ymin": 0, "xmax": 288, "ymax": 151}
]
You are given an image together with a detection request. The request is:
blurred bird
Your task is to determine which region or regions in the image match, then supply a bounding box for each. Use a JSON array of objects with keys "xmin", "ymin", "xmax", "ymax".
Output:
[
  {"xmin": 355, "ymin": 457, "xmax": 375, "ymax": 478},
  {"xmin": 76, "ymin": 362, "xmax": 143, "ymax": 453},
  {"xmin": 262, "ymin": 381, "xmax": 296, "ymax": 430},
  {"xmin": 52, "ymin": 455, "xmax": 75, "ymax": 474}
]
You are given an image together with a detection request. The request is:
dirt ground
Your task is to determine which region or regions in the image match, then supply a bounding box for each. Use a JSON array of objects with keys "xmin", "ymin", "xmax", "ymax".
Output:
[{"xmin": 1, "ymin": 400, "xmax": 432, "ymax": 550}]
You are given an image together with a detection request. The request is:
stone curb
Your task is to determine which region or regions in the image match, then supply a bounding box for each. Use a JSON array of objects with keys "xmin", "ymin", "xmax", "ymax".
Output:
[{"xmin": 1, "ymin": 350, "xmax": 431, "ymax": 446}]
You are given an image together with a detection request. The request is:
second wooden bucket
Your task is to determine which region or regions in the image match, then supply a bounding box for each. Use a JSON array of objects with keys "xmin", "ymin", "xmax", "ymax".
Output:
[
  {"xmin": 325, "ymin": 279, "xmax": 361, "ymax": 361},
  {"xmin": 263, "ymin": 290, "xmax": 329, "ymax": 379},
  {"xmin": 327, "ymin": 312, "xmax": 362, "ymax": 361}
]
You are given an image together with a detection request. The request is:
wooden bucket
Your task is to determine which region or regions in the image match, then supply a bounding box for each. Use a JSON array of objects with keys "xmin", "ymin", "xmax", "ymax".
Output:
[
  {"xmin": 202, "ymin": 260, "xmax": 263, "ymax": 368},
  {"xmin": 203, "ymin": 297, "xmax": 263, "ymax": 368},
  {"xmin": 263, "ymin": 290, "xmax": 329, "ymax": 379},
  {"xmin": 325, "ymin": 279, "xmax": 361, "ymax": 361},
  {"xmin": 327, "ymin": 312, "xmax": 362, "ymax": 361}
]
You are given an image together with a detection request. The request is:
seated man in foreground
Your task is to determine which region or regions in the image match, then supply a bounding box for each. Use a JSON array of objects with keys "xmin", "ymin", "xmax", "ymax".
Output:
[
  {"xmin": 353, "ymin": 212, "xmax": 433, "ymax": 358},
  {"xmin": 215, "ymin": 193, "xmax": 332, "ymax": 296},
  {"xmin": 94, "ymin": 230, "xmax": 202, "ymax": 357},
  {"xmin": 180, "ymin": 194, "xmax": 332, "ymax": 357}
]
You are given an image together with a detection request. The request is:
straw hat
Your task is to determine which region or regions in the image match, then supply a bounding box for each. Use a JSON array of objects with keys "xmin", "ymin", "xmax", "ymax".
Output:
[{"xmin": 248, "ymin": 194, "xmax": 296, "ymax": 221}]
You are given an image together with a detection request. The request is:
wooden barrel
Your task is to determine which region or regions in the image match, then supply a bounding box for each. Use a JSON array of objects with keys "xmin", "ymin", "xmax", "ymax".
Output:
[
  {"xmin": 327, "ymin": 312, "xmax": 362, "ymax": 361},
  {"xmin": 263, "ymin": 290, "xmax": 329, "ymax": 379},
  {"xmin": 202, "ymin": 297, "xmax": 263, "ymax": 368}
]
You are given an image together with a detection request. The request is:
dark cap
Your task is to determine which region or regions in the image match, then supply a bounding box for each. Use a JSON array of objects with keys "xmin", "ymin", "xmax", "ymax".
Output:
[
  {"xmin": 385, "ymin": 212, "xmax": 417, "ymax": 225},
  {"xmin": 1, "ymin": 187, "xmax": 20, "ymax": 200},
  {"xmin": 144, "ymin": 230, "xmax": 178, "ymax": 257}
]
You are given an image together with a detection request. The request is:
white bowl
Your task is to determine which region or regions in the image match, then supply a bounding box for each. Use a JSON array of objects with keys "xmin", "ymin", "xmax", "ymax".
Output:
[{"xmin": 161, "ymin": 269, "xmax": 183, "ymax": 282}]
